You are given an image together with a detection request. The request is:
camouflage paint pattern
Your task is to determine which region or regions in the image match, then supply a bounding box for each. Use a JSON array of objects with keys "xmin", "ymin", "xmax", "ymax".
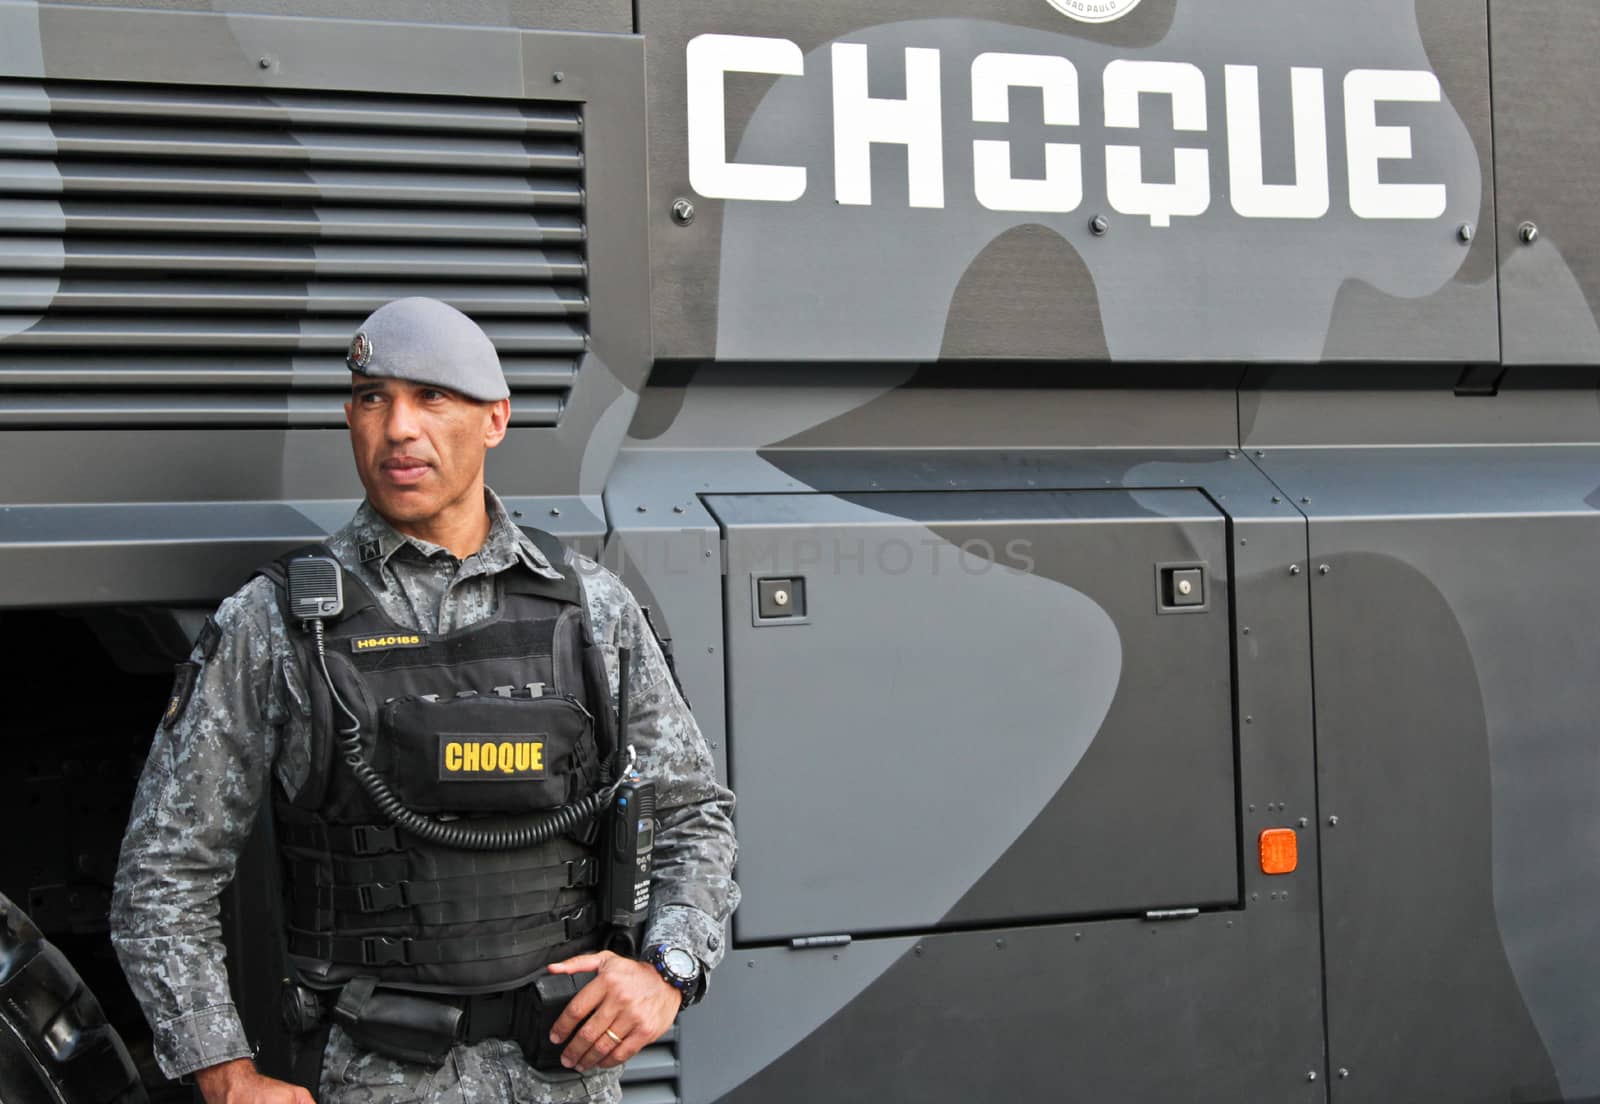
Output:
[
  {"xmin": 5, "ymin": 1, "xmax": 1600, "ymax": 1102},
  {"xmin": 109, "ymin": 490, "xmax": 738, "ymax": 1085}
]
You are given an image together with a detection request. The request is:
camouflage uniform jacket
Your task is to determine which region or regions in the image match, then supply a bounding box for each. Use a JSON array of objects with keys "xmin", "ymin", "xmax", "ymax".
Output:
[{"xmin": 109, "ymin": 491, "xmax": 740, "ymax": 1090}]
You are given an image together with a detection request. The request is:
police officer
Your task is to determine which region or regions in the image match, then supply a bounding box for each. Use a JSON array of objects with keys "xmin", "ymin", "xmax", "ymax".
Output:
[{"xmin": 109, "ymin": 297, "xmax": 739, "ymax": 1104}]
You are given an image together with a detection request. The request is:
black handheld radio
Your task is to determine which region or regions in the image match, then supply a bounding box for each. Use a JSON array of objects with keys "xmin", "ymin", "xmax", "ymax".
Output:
[
  {"xmin": 602, "ymin": 647, "xmax": 655, "ymax": 955},
  {"xmin": 601, "ymin": 778, "xmax": 655, "ymax": 956}
]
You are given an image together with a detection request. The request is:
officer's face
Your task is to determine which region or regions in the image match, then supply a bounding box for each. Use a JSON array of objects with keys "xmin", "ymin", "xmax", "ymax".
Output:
[{"xmin": 345, "ymin": 376, "xmax": 511, "ymax": 529}]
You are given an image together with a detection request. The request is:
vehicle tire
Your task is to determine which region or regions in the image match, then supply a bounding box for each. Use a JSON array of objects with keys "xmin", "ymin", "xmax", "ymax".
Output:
[{"xmin": 0, "ymin": 893, "xmax": 146, "ymax": 1104}]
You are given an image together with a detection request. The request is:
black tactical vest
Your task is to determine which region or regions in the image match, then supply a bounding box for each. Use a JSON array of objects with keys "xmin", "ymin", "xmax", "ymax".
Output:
[{"xmin": 260, "ymin": 529, "xmax": 616, "ymax": 994}]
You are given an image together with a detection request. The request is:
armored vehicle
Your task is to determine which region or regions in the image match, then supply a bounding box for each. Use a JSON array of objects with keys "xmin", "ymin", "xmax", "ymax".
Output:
[{"xmin": 2, "ymin": 0, "xmax": 1598, "ymax": 1100}]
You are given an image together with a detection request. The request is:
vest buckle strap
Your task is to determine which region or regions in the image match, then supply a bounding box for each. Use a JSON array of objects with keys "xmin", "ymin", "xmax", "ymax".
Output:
[
  {"xmin": 350, "ymin": 825, "xmax": 400, "ymax": 856},
  {"xmin": 358, "ymin": 882, "xmax": 410, "ymax": 912},
  {"xmin": 563, "ymin": 904, "xmax": 594, "ymax": 942},
  {"xmin": 361, "ymin": 936, "xmax": 410, "ymax": 967},
  {"xmin": 566, "ymin": 858, "xmax": 598, "ymax": 888}
]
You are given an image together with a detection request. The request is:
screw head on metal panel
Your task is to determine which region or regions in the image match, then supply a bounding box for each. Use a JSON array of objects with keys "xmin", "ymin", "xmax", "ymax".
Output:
[
  {"xmin": 1299, "ymin": 496, "xmax": 1311, "ymax": 504},
  {"xmin": 1328, "ymin": 815, "xmax": 1339, "ymax": 826},
  {"xmin": 773, "ymin": 589, "xmax": 790, "ymax": 607},
  {"xmin": 553, "ymin": 71, "xmax": 565, "ymax": 82},
  {"xmin": 1298, "ymin": 817, "xmax": 1309, "ymax": 828},
  {"xmin": 1318, "ymin": 564, "xmax": 1330, "ymax": 575},
  {"xmin": 672, "ymin": 198, "xmax": 697, "ymax": 225},
  {"xmin": 636, "ymin": 504, "xmax": 647, "ymax": 512},
  {"xmin": 1176, "ymin": 578, "xmax": 1194, "ymax": 596},
  {"xmin": 1271, "ymin": 495, "xmax": 1281, "ymax": 504},
  {"xmin": 1289, "ymin": 564, "xmax": 1302, "ymax": 575},
  {"xmin": 1519, "ymin": 221, "xmax": 1539, "ymax": 244},
  {"xmin": 1307, "ymin": 1071, "xmax": 1318, "ymax": 1082},
  {"xmin": 1090, "ymin": 213, "xmax": 1109, "ymax": 236},
  {"xmin": 1457, "ymin": 222, "xmax": 1474, "ymax": 244},
  {"xmin": 1338, "ymin": 1068, "xmax": 1350, "ymax": 1079},
  {"xmin": 549, "ymin": 507, "xmax": 560, "ymax": 517}
]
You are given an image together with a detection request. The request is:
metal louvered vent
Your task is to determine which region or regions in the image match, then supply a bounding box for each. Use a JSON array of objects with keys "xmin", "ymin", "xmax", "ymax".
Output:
[
  {"xmin": 0, "ymin": 79, "xmax": 586, "ymax": 427},
  {"xmin": 620, "ymin": 1030, "xmax": 680, "ymax": 1104}
]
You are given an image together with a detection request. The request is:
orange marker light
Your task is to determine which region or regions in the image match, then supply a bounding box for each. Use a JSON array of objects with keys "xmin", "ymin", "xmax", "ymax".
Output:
[{"xmin": 1259, "ymin": 828, "xmax": 1298, "ymax": 875}]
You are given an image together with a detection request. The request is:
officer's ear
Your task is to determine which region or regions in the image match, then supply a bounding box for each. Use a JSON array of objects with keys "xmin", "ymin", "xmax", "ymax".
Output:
[{"xmin": 484, "ymin": 398, "xmax": 511, "ymax": 449}]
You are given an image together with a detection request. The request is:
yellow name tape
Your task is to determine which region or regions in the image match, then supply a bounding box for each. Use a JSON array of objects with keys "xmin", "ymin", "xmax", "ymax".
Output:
[
  {"xmin": 439, "ymin": 738, "xmax": 547, "ymax": 780},
  {"xmin": 349, "ymin": 634, "xmax": 424, "ymax": 652}
]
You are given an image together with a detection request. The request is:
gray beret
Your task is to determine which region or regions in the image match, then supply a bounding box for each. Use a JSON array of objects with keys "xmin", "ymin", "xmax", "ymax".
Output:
[{"xmin": 346, "ymin": 297, "xmax": 509, "ymax": 402}]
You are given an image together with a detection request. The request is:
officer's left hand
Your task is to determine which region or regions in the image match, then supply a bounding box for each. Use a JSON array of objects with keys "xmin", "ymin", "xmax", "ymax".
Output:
[{"xmin": 547, "ymin": 950, "xmax": 681, "ymax": 1071}]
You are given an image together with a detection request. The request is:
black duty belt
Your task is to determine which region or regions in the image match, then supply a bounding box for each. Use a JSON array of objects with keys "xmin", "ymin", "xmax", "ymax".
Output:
[{"xmin": 289, "ymin": 906, "xmax": 597, "ymax": 968}]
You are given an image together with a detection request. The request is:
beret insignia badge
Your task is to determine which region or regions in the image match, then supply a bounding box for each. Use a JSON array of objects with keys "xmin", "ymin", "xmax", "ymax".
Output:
[{"xmin": 348, "ymin": 330, "xmax": 373, "ymax": 370}]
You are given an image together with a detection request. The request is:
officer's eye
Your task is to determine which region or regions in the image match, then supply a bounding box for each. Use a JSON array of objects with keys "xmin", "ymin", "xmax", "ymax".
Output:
[{"xmin": 420, "ymin": 388, "xmax": 448, "ymax": 402}]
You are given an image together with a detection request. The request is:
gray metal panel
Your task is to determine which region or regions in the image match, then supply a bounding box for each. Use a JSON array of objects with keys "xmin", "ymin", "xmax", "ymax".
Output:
[
  {"xmin": 1258, "ymin": 447, "xmax": 1600, "ymax": 1102},
  {"xmin": 707, "ymin": 489, "xmax": 1236, "ymax": 942},
  {"xmin": 1491, "ymin": 0, "xmax": 1600, "ymax": 364},
  {"xmin": 0, "ymin": 76, "xmax": 586, "ymax": 428},
  {"xmin": 34, "ymin": 0, "xmax": 633, "ymax": 35},
  {"xmin": 0, "ymin": 5, "xmax": 649, "ymax": 605},
  {"xmin": 643, "ymin": 0, "xmax": 1493, "ymax": 363},
  {"xmin": 1239, "ymin": 366, "xmax": 1600, "ymax": 449}
]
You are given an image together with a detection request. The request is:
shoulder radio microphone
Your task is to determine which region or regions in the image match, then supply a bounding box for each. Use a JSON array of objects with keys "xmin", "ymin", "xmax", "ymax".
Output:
[{"xmin": 287, "ymin": 555, "xmax": 344, "ymax": 622}]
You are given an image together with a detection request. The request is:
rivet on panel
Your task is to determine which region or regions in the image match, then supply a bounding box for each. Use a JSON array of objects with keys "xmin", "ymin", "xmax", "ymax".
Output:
[
  {"xmin": 1289, "ymin": 564, "xmax": 1301, "ymax": 575},
  {"xmin": 672, "ymin": 198, "xmax": 697, "ymax": 225},
  {"xmin": 1457, "ymin": 222, "xmax": 1473, "ymax": 243},
  {"xmin": 1328, "ymin": 815, "xmax": 1339, "ymax": 827},
  {"xmin": 1519, "ymin": 221, "xmax": 1539, "ymax": 244},
  {"xmin": 1318, "ymin": 564, "xmax": 1331, "ymax": 575},
  {"xmin": 1090, "ymin": 214, "xmax": 1110, "ymax": 235}
]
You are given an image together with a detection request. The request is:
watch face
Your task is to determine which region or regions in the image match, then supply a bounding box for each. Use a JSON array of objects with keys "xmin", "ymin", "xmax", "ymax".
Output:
[{"xmin": 662, "ymin": 948, "xmax": 697, "ymax": 980}]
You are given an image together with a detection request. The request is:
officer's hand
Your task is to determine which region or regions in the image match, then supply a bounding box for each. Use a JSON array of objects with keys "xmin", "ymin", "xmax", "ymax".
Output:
[
  {"xmin": 194, "ymin": 1058, "xmax": 315, "ymax": 1104},
  {"xmin": 547, "ymin": 950, "xmax": 681, "ymax": 1071}
]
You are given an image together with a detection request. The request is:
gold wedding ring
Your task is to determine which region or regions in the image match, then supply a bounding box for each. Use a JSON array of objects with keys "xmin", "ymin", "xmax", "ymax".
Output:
[{"xmin": 605, "ymin": 1029, "xmax": 623, "ymax": 1044}]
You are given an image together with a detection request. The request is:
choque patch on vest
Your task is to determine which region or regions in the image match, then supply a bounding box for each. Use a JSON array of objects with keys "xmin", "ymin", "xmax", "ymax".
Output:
[
  {"xmin": 439, "ymin": 734, "xmax": 548, "ymax": 780},
  {"xmin": 349, "ymin": 633, "xmax": 425, "ymax": 652}
]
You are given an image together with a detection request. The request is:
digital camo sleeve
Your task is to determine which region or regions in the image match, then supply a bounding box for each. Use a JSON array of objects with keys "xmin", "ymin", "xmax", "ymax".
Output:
[
  {"xmin": 574, "ymin": 556, "xmax": 741, "ymax": 974},
  {"xmin": 109, "ymin": 576, "xmax": 289, "ymax": 1078}
]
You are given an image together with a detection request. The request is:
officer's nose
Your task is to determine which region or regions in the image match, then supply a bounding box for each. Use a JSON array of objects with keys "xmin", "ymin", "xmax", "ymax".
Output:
[{"xmin": 385, "ymin": 394, "xmax": 422, "ymax": 443}]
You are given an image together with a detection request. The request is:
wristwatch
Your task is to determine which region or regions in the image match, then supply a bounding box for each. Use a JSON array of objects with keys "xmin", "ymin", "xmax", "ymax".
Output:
[{"xmin": 647, "ymin": 943, "xmax": 704, "ymax": 1009}]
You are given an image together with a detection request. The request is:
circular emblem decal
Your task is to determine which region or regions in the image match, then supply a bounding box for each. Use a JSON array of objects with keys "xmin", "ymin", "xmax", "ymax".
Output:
[
  {"xmin": 348, "ymin": 330, "xmax": 373, "ymax": 370},
  {"xmin": 1046, "ymin": 0, "xmax": 1144, "ymax": 23}
]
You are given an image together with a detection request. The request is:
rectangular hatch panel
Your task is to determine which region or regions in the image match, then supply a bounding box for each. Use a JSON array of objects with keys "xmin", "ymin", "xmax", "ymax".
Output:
[{"xmin": 707, "ymin": 489, "xmax": 1238, "ymax": 943}]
